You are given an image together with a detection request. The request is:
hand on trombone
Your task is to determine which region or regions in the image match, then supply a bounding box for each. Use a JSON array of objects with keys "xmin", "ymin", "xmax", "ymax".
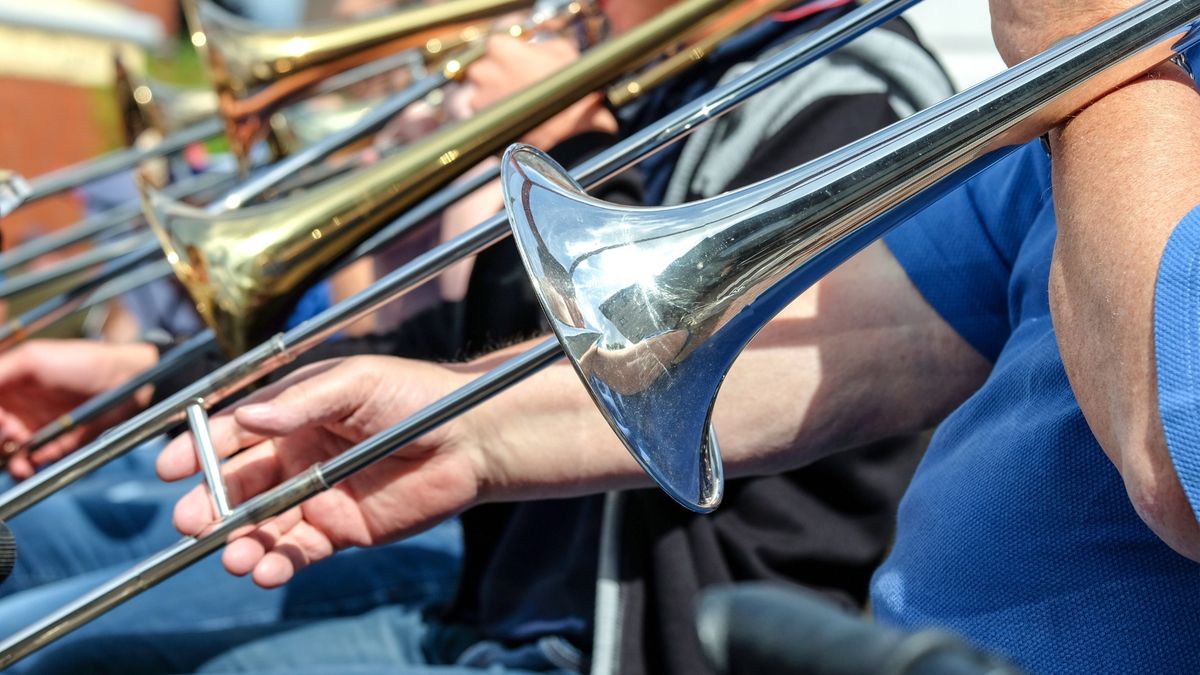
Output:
[
  {"xmin": 161, "ymin": 242, "xmax": 982, "ymax": 588},
  {"xmin": 160, "ymin": 355, "xmax": 492, "ymax": 588},
  {"xmin": 0, "ymin": 340, "xmax": 157, "ymax": 479},
  {"xmin": 163, "ymin": 0, "xmax": 1200, "ymax": 594}
]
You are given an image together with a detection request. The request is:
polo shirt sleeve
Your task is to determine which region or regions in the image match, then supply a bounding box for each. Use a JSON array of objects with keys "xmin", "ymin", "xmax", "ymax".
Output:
[
  {"xmin": 883, "ymin": 142, "xmax": 1051, "ymax": 362},
  {"xmin": 1153, "ymin": 204, "xmax": 1200, "ymax": 519}
]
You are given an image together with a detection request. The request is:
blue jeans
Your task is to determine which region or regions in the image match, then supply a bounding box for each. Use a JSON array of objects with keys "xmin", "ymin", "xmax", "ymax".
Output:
[
  {"xmin": 25, "ymin": 604, "xmax": 583, "ymax": 675},
  {"xmin": 0, "ymin": 442, "xmax": 192, "ymax": 593},
  {"xmin": 0, "ymin": 442, "xmax": 463, "ymax": 672}
]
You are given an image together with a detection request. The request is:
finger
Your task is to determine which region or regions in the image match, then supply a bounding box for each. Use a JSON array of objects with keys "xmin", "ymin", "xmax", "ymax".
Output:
[
  {"xmin": 0, "ymin": 345, "xmax": 37, "ymax": 386},
  {"xmin": 232, "ymin": 362, "xmax": 377, "ymax": 439},
  {"xmin": 27, "ymin": 427, "xmax": 87, "ymax": 470},
  {"xmin": 172, "ymin": 441, "xmax": 283, "ymax": 535},
  {"xmin": 0, "ymin": 408, "xmax": 33, "ymax": 448},
  {"xmin": 223, "ymin": 534, "xmax": 265, "ymax": 577},
  {"xmin": 157, "ymin": 361, "xmax": 348, "ymax": 482},
  {"xmin": 6, "ymin": 449, "xmax": 32, "ymax": 481},
  {"xmin": 251, "ymin": 521, "xmax": 336, "ymax": 588},
  {"xmin": 156, "ymin": 410, "xmax": 271, "ymax": 481},
  {"xmin": 222, "ymin": 510, "xmax": 301, "ymax": 576}
]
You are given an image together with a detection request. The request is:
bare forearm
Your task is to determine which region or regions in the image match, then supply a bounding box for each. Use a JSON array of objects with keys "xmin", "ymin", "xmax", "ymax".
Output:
[
  {"xmin": 471, "ymin": 243, "xmax": 989, "ymax": 503},
  {"xmin": 1048, "ymin": 64, "xmax": 1200, "ymax": 559}
]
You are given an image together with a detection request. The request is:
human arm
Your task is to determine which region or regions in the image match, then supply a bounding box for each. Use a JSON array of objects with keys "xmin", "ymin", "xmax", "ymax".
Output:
[
  {"xmin": 159, "ymin": 241, "xmax": 989, "ymax": 587},
  {"xmin": 1047, "ymin": 69, "xmax": 1200, "ymax": 560},
  {"xmin": 988, "ymin": 0, "xmax": 1200, "ymax": 559}
]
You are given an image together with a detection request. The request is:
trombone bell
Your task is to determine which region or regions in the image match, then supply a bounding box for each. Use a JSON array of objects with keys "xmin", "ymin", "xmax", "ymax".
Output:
[
  {"xmin": 503, "ymin": 145, "xmax": 727, "ymax": 511},
  {"xmin": 186, "ymin": 0, "xmax": 534, "ymax": 165},
  {"xmin": 114, "ymin": 55, "xmax": 219, "ymax": 144}
]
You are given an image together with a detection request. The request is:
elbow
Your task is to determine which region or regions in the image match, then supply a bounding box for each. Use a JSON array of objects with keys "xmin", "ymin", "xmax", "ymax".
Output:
[{"xmin": 1124, "ymin": 464, "xmax": 1200, "ymax": 563}]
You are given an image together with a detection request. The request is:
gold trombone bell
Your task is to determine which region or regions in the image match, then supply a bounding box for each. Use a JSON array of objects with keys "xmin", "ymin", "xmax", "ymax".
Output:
[{"xmin": 183, "ymin": 0, "xmax": 535, "ymax": 165}]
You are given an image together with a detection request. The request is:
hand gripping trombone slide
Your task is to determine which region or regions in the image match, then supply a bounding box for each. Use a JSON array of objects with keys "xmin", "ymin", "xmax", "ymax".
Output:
[{"xmin": 0, "ymin": 2, "xmax": 1197, "ymax": 662}]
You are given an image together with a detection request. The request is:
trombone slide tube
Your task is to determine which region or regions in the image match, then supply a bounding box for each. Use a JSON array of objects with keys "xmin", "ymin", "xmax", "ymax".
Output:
[
  {"xmin": 0, "ymin": 338, "xmax": 562, "ymax": 669},
  {"xmin": 0, "ymin": 243, "xmax": 162, "ymax": 352},
  {"xmin": 23, "ymin": 330, "xmax": 218, "ymax": 454},
  {"xmin": 0, "ymin": 171, "xmax": 236, "ymax": 275},
  {"xmin": 0, "ymin": 233, "xmax": 153, "ymax": 300},
  {"xmin": 0, "ymin": 0, "xmax": 919, "ymax": 521},
  {"xmin": 19, "ymin": 118, "xmax": 224, "ymax": 208},
  {"xmin": 76, "ymin": 260, "xmax": 173, "ymax": 311}
]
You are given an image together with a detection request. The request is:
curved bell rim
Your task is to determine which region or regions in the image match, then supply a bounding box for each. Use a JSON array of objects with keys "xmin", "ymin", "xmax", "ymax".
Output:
[
  {"xmin": 138, "ymin": 176, "xmax": 314, "ymax": 356},
  {"xmin": 113, "ymin": 54, "xmax": 156, "ymax": 145},
  {"xmin": 502, "ymin": 144, "xmax": 741, "ymax": 513},
  {"xmin": 184, "ymin": 0, "xmax": 532, "ymax": 168}
]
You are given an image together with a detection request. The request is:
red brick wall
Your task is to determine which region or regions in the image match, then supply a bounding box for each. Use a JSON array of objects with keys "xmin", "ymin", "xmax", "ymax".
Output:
[
  {"xmin": 0, "ymin": 79, "xmax": 100, "ymax": 248},
  {"xmin": 0, "ymin": 1, "xmax": 181, "ymax": 249}
]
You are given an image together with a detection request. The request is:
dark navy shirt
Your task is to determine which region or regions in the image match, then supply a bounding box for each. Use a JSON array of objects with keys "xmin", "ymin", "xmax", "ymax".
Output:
[{"xmin": 877, "ymin": 142, "xmax": 1200, "ymax": 673}]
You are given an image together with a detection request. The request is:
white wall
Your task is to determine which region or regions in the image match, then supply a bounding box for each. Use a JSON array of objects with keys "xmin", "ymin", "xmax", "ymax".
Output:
[{"xmin": 902, "ymin": 0, "xmax": 1006, "ymax": 90}]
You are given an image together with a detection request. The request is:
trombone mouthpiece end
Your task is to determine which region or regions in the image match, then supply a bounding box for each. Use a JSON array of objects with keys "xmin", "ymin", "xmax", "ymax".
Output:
[{"xmin": 0, "ymin": 172, "xmax": 32, "ymax": 218}]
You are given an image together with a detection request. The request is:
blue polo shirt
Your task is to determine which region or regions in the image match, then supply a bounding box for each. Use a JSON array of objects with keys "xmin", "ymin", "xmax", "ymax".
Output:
[{"xmin": 874, "ymin": 142, "xmax": 1200, "ymax": 673}]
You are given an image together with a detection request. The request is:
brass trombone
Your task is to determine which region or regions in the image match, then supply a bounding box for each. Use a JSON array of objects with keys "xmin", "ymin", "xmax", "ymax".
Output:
[
  {"xmin": 0, "ymin": 0, "xmax": 590, "ymax": 356},
  {"xmin": 148, "ymin": 0, "xmax": 741, "ymax": 357},
  {"xmin": 0, "ymin": 2, "xmax": 594, "ymax": 455},
  {"xmin": 0, "ymin": 50, "xmax": 447, "ymax": 279},
  {"xmin": 183, "ymin": 0, "xmax": 536, "ymax": 166},
  {"xmin": 0, "ymin": 0, "xmax": 1195, "ymax": 666}
]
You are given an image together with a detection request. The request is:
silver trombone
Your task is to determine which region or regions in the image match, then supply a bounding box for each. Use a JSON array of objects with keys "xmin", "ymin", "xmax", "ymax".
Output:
[
  {"xmin": 0, "ymin": 0, "xmax": 918, "ymax": 524},
  {"xmin": 0, "ymin": 0, "xmax": 1194, "ymax": 664}
]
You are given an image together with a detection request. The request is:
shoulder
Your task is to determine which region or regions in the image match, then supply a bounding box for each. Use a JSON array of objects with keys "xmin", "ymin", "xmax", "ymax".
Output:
[{"xmin": 667, "ymin": 18, "xmax": 955, "ymax": 203}]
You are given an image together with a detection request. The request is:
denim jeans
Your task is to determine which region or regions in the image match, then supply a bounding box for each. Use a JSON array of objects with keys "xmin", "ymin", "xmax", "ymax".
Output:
[
  {"xmin": 25, "ymin": 604, "xmax": 582, "ymax": 675},
  {"xmin": 0, "ymin": 442, "xmax": 192, "ymax": 594},
  {"xmin": 0, "ymin": 441, "xmax": 463, "ymax": 673}
]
